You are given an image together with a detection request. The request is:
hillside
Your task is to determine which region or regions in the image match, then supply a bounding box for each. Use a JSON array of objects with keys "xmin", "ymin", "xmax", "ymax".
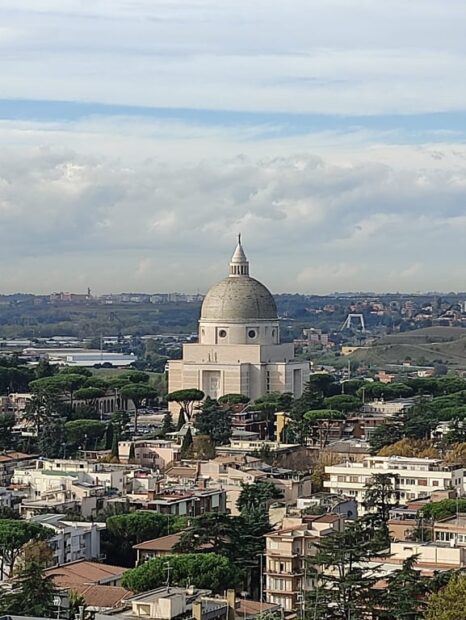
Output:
[{"xmin": 350, "ymin": 326, "xmax": 466, "ymax": 369}]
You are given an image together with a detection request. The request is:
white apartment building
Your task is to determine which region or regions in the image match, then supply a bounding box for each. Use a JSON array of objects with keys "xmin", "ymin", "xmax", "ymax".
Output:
[
  {"xmin": 324, "ymin": 456, "xmax": 465, "ymax": 512},
  {"xmin": 12, "ymin": 461, "xmax": 126, "ymax": 518},
  {"xmin": 32, "ymin": 514, "xmax": 105, "ymax": 565}
]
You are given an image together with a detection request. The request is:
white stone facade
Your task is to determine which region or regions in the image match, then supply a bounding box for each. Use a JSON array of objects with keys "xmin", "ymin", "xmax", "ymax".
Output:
[
  {"xmin": 324, "ymin": 455, "xmax": 465, "ymax": 512},
  {"xmin": 168, "ymin": 239, "xmax": 309, "ymax": 403}
]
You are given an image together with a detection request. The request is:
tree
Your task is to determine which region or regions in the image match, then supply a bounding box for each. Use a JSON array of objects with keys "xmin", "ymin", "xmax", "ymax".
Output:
[
  {"xmin": 38, "ymin": 418, "xmax": 65, "ymax": 458},
  {"xmin": 237, "ymin": 481, "xmax": 283, "ymax": 513},
  {"xmin": 323, "ymin": 394, "xmax": 362, "ymax": 413},
  {"xmin": 193, "ymin": 434, "xmax": 216, "ymax": 459},
  {"xmin": 50, "ymin": 373, "xmax": 88, "ymax": 407},
  {"xmin": 421, "ymin": 499, "xmax": 466, "ymax": 521},
  {"xmin": 34, "ymin": 359, "xmax": 57, "ymax": 379},
  {"xmin": 105, "ymin": 421, "xmax": 114, "ymax": 450},
  {"xmin": 111, "ymin": 430, "xmax": 120, "ymax": 459},
  {"xmin": 111, "ymin": 410, "xmax": 130, "ymax": 439},
  {"xmin": 378, "ymin": 438, "xmax": 439, "ymax": 458},
  {"xmin": 180, "ymin": 426, "xmax": 194, "ymax": 458},
  {"xmin": 120, "ymin": 383, "xmax": 158, "ymax": 432},
  {"xmin": 218, "ymin": 393, "xmax": 250, "ymax": 406},
  {"xmin": 0, "ymin": 520, "xmax": 51, "ymax": 579},
  {"xmin": 369, "ymin": 423, "xmax": 403, "ymax": 454},
  {"xmin": 65, "ymin": 419, "xmax": 106, "ymax": 449},
  {"xmin": 23, "ymin": 391, "xmax": 66, "ymax": 437},
  {"xmin": 425, "ymin": 573, "xmax": 466, "ymax": 620},
  {"xmin": 175, "ymin": 512, "xmax": 235, "ymax": 554},
  {"xmin": 306, "ymin": 518, "xmax": 383, "ymax": 619},
  {"xmin": 303, "ymin": 409, "xmax": 345, "ymax": 448},
  {"xmin": 364, "ymin": 473, "xmax": 398, "ymax": 522},
  {"xmin": 122, "ymin": 553, "xmax": 240, "ymax": 593},
  {"xmin": 74, "ymin": 386, "xmax": 107, "ymax": 402},
  {"xmin": 105, "ymin": 511, "xmax": 186, "ymax": 566},
  {"xmin": 15, "ymin": 539, "xmax": 53, "ymax": 572},
  {"xmin": 376, "ymin": 554, "xmax": 429, "ymax": 619},
  {"xmin": 194, "ymin": 398, "xmax": 232, "ymax": 445},
  {"xmin": 59, "ymin": 367, "xmax": 92, "ymax": 378},
  {"xmin": 0, "ymin": 412, "xmax": 15, "ymax": 450},
  {"xmin": 167, "ymin": 389, "xmax": 205, "ymax": 423},
  {"xmin": 0, "ymin": 558, "xmax": 58, "ymax": 617},
  {"xmin": 161, "ymin": 412, "xmax": 175, "ymax": 437}
]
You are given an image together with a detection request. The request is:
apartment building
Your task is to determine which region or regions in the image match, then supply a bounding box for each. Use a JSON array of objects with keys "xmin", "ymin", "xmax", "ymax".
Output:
[
  {"xmin": 118, "ymin": 440, "xmax": 181, "ymax": 469},
  {"xmin": 32, "ymin": 514, "xmax": 106, "ymax": 565},
  {"xmin": 433, "ymin": 513, "xmax": 466, "ymax": 546},
  {"xmin": 0, "ymin": 451, "xmax": 37, "ymax": 485},
  {"xmin": 324, "ymin": 456, "xmax": 464, "ymax": 512},
  {"xmin": 12, "ymin": 460, "xmax": 125, "ymax": 518},
  {"xmin": 265, "ymin": 514, "xmax": 344, "ymax": 611},
  {"xmin": 361, "ymin": 398, "xmax": 416, "ymax": 416}
]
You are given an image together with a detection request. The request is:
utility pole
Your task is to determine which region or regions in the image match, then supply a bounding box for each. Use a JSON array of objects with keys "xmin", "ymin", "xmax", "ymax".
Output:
[{"xmin": 165, "ymin": 561, "xmax": 172, "ymax": 591}]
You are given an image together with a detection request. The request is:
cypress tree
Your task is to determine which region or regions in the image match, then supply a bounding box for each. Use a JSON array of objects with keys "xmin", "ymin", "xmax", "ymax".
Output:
[{"xmin": 180, "ymin": 427, "xmax": 193, "ymax": 458}]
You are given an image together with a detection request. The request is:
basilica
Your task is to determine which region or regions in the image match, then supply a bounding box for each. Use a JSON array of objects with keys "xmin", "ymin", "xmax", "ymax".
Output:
[{"xmin": 168, "ymin": 237, "xmax": 309, "ymax": 402}]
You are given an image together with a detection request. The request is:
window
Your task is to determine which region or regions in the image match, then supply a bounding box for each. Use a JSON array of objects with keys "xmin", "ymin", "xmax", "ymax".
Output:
[
  {"xmin": 248, "ymin": 329, "xmax": 257, "ymax": 339},
  {"xmin": 218, "ymin": 329, "xmax": 227, "ymax": 338}
]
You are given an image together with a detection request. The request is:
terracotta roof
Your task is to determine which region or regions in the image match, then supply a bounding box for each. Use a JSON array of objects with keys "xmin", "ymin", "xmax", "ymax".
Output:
[
  {"xmin": 0, "ymin": 451, "xmax": 36, "ymax": 463},
  {"xmin": 310, "ymin": 514, "xmax": 341, "ymax": 523},
  {"xmin": 133, "ymin": 533, "xmax": 182, "ymax": 551},
  {"xmin": 70, "ymin": 584, "xmax": 132, "ymax": 609},
  {"xmin": 44, "ymin": 560, "xmax": 127, "ymax": 587}
]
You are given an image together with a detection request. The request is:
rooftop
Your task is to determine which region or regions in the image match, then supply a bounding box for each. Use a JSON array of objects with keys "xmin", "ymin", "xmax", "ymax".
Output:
[{"xmin": 44, "ymin": 560, "xmax": 127, "ymax": 587}]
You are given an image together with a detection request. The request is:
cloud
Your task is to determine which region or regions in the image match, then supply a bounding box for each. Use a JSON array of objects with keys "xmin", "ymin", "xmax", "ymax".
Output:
[
  {"xmin": 1, "ymin": 2, "xmax": 466, "ymax": 295},
  {"xmin": 1, "ymin": 141, "xmax": 466, "ymax": 294},
  {"xmin": 1, "ymin": 1, "xmax": 466, "ymax": 115}
]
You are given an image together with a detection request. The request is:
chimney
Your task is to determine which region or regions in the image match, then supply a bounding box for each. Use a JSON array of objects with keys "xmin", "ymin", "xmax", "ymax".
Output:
[
  {"xmin": 226, "ymin": 589, "xmax": 236, "ymax": 620},
  {"xmin": 192, "ymin": 601, "xmax": 202, "ymax": 620}
]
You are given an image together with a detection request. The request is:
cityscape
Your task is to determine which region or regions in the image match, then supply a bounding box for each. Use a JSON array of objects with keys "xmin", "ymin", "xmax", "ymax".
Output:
[{"xmin": 1, "ymin": 2, "xmax": 466, "ymax": 620}]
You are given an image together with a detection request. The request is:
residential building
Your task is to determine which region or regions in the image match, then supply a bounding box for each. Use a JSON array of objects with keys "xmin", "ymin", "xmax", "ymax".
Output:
[
  {"xmin": 433, "ymin": 513, "xmax": 466, "ymax": 546},
  {"xmin": 296, "ymin": 493, "xmax": 358, "ymax": 519},
  {"xmin": 324, "ymin": 456, "xmax": 464, "ymax": 512},
  {"xmin": 119, "ymin": 440, "xmax": 181, "ymax": 468},
  {"xmin": 145, "ymin": 487, "xmax": 226, "ymax": 516},
  {"xmin": 97, "ymin": 586, "xmax": 279, "ymax": 620},
  {"xmin": 265, "ymin": 514, "xmax": 344, "ymax": 611},
  {"xmin": 389, "ymin": 540, "xmax": 466, "ymax": 570},
  {"xmin": 133, "ymin": 533, "xmax": 184, "ymax": 564},
  {"xmin": 32, "ymin": 514, "xmax": 105, "ymax": 565},
  {"xmin": 12, "ymin": 459, "xmax": 125, "ymax": 518},
  {"xmin": 44, "ymin": 559, "xmax": 127, "ymax": 588},
  {"xmin": 0, "ymin": 451, "xmax": 37, "ymax": 485},
  {"xmin": 361, "ymin": 398, "xmax": 416, "ymax": 416}
]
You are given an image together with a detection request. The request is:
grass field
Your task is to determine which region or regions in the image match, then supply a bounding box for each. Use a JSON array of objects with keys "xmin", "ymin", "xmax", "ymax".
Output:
[{"xmin": 350, "ymin": 326, "xmax": 466, "ymax": 369}]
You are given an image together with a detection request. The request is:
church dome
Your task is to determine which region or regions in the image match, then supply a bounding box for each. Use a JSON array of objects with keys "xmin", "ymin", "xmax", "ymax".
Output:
[
  {"xmin": 201, "ymin": 276, "xmax": 277, "ymax": 321},
  {"xmin": 200, "ymin": 236, "xmax": 278, "ymax": 322}
]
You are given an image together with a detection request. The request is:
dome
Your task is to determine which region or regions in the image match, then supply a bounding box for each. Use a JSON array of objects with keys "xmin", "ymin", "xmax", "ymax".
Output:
[
  {"xmin": 201, "ymin": 276, "xmax": 278, "ymax": 322},
  {"xmin": 200, "ymin": 237, "xmax": 277, "ymax": 322}
]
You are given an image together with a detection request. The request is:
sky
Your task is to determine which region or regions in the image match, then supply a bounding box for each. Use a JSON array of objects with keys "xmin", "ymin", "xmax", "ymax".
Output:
[{"xmin": 1, "ymin": 1, "xmax": 466, "ymax": 295}]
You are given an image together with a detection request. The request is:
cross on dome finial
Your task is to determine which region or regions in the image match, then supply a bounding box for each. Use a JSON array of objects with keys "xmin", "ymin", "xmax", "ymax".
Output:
[{"xmin": 229, "ymin": 235, "xmax": 249, "ymax": 277}]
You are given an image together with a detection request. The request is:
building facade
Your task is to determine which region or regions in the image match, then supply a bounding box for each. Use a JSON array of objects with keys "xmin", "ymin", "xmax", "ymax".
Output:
[
  {"xmin": 324, "ymin": 456, "xmax": 465, "ymax": 512},
  {"xmin": 168, "ymin": 238, "xmax": 309, "ymax": 403},
  {"xmin": 265, "ymin": 514, "xmax": 344, "ymax": 611}
]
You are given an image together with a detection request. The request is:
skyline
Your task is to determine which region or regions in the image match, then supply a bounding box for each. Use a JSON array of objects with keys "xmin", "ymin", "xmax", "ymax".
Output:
[{"xmin": 1, "ymin": 1, "xmax": 466, "ymax": 294}]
